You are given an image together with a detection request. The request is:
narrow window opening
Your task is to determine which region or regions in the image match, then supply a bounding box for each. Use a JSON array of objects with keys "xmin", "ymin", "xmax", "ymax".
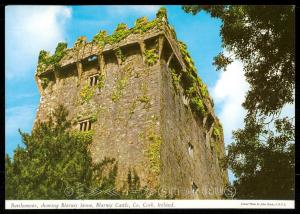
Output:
[
  {"xmin": 188, "ymin": 142, "xmax": 194, "ymax": 158},
  {"xmin": 192, "ymin": 182, "xmax": 198, "ymax": 194},
  {"xmin": 89, "ymin": 75, "xmax": 99, "ymax": 86},
  {"xmin": 79, "ymin": 120, "xmax": 93, "ymax": 132},
  {"xmin": 94, "ymin": 75, "xmax": 99, "ymax": 85},
  {"xmin": 88, "ymin": 121, "xmax": 91, "ymax": 130}
]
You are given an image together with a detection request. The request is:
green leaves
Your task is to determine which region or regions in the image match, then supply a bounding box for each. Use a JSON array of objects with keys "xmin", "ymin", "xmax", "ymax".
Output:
[
  {"xmin": 213, "ymin": 53, "xmax": 233, "ymax": 71},
  {"xmin": 41, "ymin": 77, "xmax": 49, "ymax": 89},
  {"xmin": 144, "ymin": 48, "xmax": 159, "ymax": 66},
  {"xmin": 37, "ymin": 42, "xmax": 68, "ymax": 74},
  {"xmin": 111, "ymin": 76, "xmax": 128, "ymax": 102},
  {"xmin": 170, "ymin": 68, "xmax": 181, "ymax": 92},
  {"xmin": 156, "ymin": 7, "xmax": 168, "ymax": 20},
  {"xmin": 5, "ymin": 105, "xmax": 171, "ymax": 199},
  {"xmin": 92, "ymin": 30, "xmax": 107, "ymax": 48},
  {"xmin": 190, "ymin": 97, "xmax": 206, "ymax": 118},
  {"xmin": 225, "ymin": 116, "xmax": 295, "ymax": 199},
  {"xmin": 148, "ymin": 132, "xmax": 162, "ymax": 175},
  {"xmin": 183, "ymin": 5, "xmax": 295, "ymax": 199},
  {"xmin": 80, "ymin": 84, "xmax": 95, "ymax": 104},
  {"xmin": 184, "ymin": 5, "xmax": 295, "ymax": 116},
  {"xmin": 6, "ymin": 105, "xmax": 100, "ymax": 199}
]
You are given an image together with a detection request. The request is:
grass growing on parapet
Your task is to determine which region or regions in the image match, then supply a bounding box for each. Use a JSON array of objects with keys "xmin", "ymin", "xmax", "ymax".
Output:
[
  {"xmin": 80, "ymin": 84, "xmax": 95, "ymax": 104},
  {"xmin": 133, "ymin": 17, "xmax": 162, "ymax": 34},
  {"xmin": 107, "ymin": 23, "xmax": 131, "ymax": 45},
  {"xmin": 92, "ymin": 30, "xmax": 107, "ymax": 48},
  {"xmin": 147, "ymin": 132, "xmax": 162, "ymax": 175},
  {"xmin": 37, "ymin": 42, "xmax": 68, "ymax": 74},
  {"xmin": 92, "ymin": 7, "xmax": 167, "ymax": 49},
  {"xmin": 36, "ymin": 7, "xmax": 170, "ymax": 76}
]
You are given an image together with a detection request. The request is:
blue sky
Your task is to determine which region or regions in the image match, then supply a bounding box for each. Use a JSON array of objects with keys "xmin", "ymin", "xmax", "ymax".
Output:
[{"xmin": 8, "ymin": 5, "xmax": 292, "ymax": 183}]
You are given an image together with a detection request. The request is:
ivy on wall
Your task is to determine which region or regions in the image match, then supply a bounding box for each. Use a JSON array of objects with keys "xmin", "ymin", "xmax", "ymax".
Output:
[
  {"xmin": 37, "ymin": 42, "xmax": 68, "ymax": 74},
  {"xmin": 97, "ymin": 73, "xmax": 105, "ymax": 90},
  {"xmin": 115, "ymin": 48, "xmax": 126, "ymax": 64},
  {"xmin": 36, "ymin": 7, "xmax": 168, "ymax": 77},
  {"xmin": 41, "ymin": 77, "xmax": 50, "ymax": 89},
  {"xmin": 92, "ymin": 7, "xmax": 167, "ymax": 49},
  {"xmin": 170, "ymin": 68, "xmax": 181, "ymax": 93},
  {"xmin": 80, "ymin": 84, "xmax": 95, "ymax": 104},
  {"xmin": 111, "ymin": 76, "xmax": 128, "ymax": 102},
  {"xmin": 144, "ymin": 48, "xmax": 159, "ymax": 66},
  {"xmin": 147, "ymin": 132, "xmax": 162, "ymax": 175}
]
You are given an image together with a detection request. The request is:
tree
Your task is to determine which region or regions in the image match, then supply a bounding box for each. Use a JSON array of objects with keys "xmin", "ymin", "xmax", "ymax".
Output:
[
  {"xmin": 5, "ymin": 105, "xmax": 153, "ymax": 199},
  {"xmin": 227, "ymin": 116, "xmax": 294, "ymax": 199},
  {"xmin": 5, "ymin": 105, "xmax": 115, "ymax": 199},
  {"xmin": 183, "ymin": 5, "xmax": 295, "ymax": 199}
]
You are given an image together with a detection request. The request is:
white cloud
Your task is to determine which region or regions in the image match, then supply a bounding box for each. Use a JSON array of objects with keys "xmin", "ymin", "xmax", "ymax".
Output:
[
  {"xmin": 211, "ymin": 58, "xmax": 249, "ymax": 146},
  {"xmin": 107, "ymin": 5, "xmax": 161, "ymax": 17},
  {"xmin": 5, "ymin": 105, "xmax": 37, "ymax": 136},
  {"xmin": 211, "ymin": 54, "xmax": 295, "ymax": 183},
  {"xmin": 5, "ymin": 6, "xmax": 72, "ymax": 80}
]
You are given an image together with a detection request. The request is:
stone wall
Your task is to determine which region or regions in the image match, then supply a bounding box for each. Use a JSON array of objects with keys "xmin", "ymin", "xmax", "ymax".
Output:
[
  {"xmin": 33, "ymin": 11, "xmax": 228, "ymax": 198},
  {"xmin": 159, "ymin": 60, "xmax": 227, "ymax": 199}
]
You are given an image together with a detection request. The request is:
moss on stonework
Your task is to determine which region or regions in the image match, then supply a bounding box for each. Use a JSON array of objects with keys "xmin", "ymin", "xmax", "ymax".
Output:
[
  {"xmin": 129, "ymin": 100, "xmax": 137, "ymax": 117},
  {"xmin": 174, "ymin": 39, "xmax": 217, "ymax": 122},
  {"xmin": 92, "ymin": 12, "xmax": 164, "ymax": 49},
  {"xmin": 213, "ymin": 126, "xmax": 221, "ymax": 139},
  {"xmin": 213, "ymin": 122, "xmax": 223, "ymax": 140},
  {"xmin": 156, "ymin": 7, "xmax": 167, "ymax": 21},
  {"xmin": 97, "ymin": 73, "xmax": 105, "ymax": 90},
  {"xmin": 210, "ymin": 140, "xmax": 222, "ymax": 163},
  {"xmin": 92, "ymin": 30, "xmax": 107, "ymax": 48},
  {"xmin": 147, "ymin": 132, "xmax": 162, "ymax": 175},
  {"xmin": 170, "ymin": 68, "xmax": 181, "ymax": 92},
  {"xmin": 36, "ymin": 7, "xmax": 170, "ymax": 76},
  {"xmin": 41, "ymin": 78, "xmax": 50, "ymax": 89},
  {"xmin": 74, "ymin": 36, "xmax": 87, "ymax": 49},
  {"xmin": 115, "ymin": 48, "xmax": 126, "ymax": 63},
  {"xmin": 133, "ymin": 17, "xmax": 162, "ymax": 34},
  {"xmin": 138, "ymin": 95, "xmax": 151, "ymax": 109},
  {"xmin": 106, "ymin": 23, "xmax": 131, "ymax": 45},
  {"xmin": 80, "ymin": 84, "xmax": 95, "ymax": 104},
  {"xmin": 111, "ymin": 76, "xmax": 128, "ymax": 102},
  {"xmin": 190, "ymin": 97, "xmax": 206, "ymax": 118},
  {"xmin": 37, "ymin": 42, "xmax": 68, "ymax": 74},
  {"xmin": 144, "ymin": 48, "xmax": 159, "ymax": 66},
  {"xmin": 75, "ymin": 110, "xmax": 98, "ymax": 124}
]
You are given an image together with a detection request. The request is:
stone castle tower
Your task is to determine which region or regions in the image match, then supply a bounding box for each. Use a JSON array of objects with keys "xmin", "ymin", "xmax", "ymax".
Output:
[{"xmin": 34, "ymin": 8, "xmax": 228, "ymax": 199}]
